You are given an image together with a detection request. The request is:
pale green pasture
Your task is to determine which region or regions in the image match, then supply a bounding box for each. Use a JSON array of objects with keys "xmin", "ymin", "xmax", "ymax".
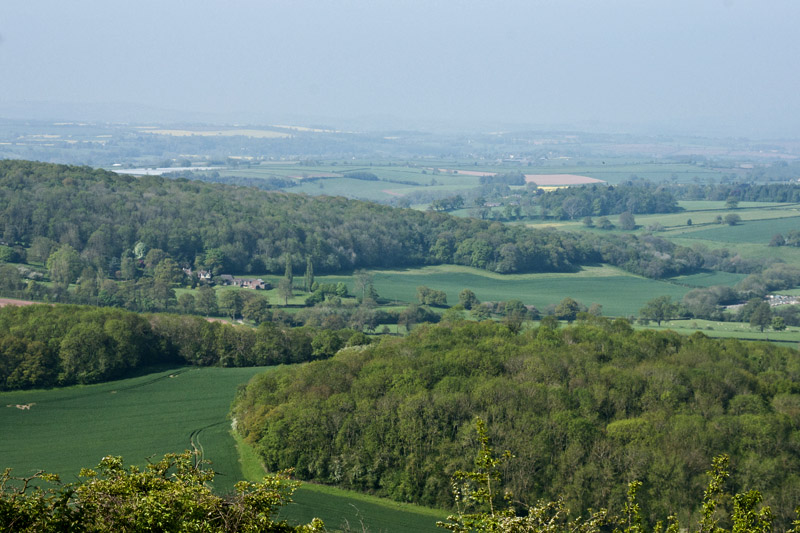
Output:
[
  {"xmin": 292, "ymin": 178, "xmax": 415, "ymax": 200},
  {"xmin": 671, "ymin": 237, "xmax": 800, "ymax": 265},
  {"xmin": 674, "ymin": 216, "xmax": 800, "ymax": 243},
  {"xmin": 636, "ymin": 318, "xmax": 800, "ymax": 346}
]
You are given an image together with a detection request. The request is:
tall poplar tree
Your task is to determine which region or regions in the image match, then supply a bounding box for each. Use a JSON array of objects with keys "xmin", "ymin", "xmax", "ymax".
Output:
[
  {"xmin": 304, "ymin": 257, "xmax": 314, "ymax": 292},
  {"xmin": 284, "ymin": 255, "xmax": 293, "ymax": 285}
]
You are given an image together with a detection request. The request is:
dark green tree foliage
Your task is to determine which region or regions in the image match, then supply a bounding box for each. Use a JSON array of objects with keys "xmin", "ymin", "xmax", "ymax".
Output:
[
  {"xmin": 458, "ymin": 289, "xmax": 479, "ymax": 310},
  {"xmin": 438, "ymin": 425, "xmax": 781, "ymax": 533},
  {"xmin": 0, "ymin": 160, "xmax": 703, "ymax": 279},
  {"xmin": 639, "ymin": 295, "xmax": 680, "ymax": 326},
  {"xmin": 417, "ymin": 285, "xmax": 448, "ymax": 306},
  {"xmin": 618, "ymin": 211, "xmax": 636, "ymax": 230},
  {"xmin": 479, "ymin": 171, "xmax": 526, "ymax": 186},
  {"xmin": 749, "ymin": 302, "xmax": 773, "ymax": 332},
  {"xmin": 553, "ymin": 297, "xmax": 583, "ymax": 322},
  {"xmin": 0, "ymin": 451, "xmax": 323, "ymax": 532},
  {"xmin": 0, "ymin": 245, "xmax": 22, "ymax": 263},
  {"xmin": 0, "ymin": 305, "xmax": 158, "ymax": 388},
  {"xmin": 303, "ymin": 257, "xmax": 314, "ymax": 292},
  {"xmin": 537, "ymin": 183, "xmax": 681, "ymax": 219},
  {"xmin": 673, "ymin": 181, "xmax": 800, "ymax": 203},
  {"xmin": 233, "ymin": 319, "xmax": 800, "ymax": 528},
  {"xmin": 0, "ymin": 304, "xmax": 354, "ymax": 390}
]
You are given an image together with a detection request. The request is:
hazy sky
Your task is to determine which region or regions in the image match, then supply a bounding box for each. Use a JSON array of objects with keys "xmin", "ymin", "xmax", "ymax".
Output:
[{"xmin": 2, "ymin": 0, "xmax": 799, "ymax": 136}]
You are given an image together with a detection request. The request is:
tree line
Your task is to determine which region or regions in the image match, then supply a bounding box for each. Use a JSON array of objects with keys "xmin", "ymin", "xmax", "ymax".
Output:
[
  {"xmin": 0, "ymin": 160, "xmax": 709, "ymax": 280},
  {"xmin": 0, "ymin": 304, "xmax": 366, "ymax": 391}
]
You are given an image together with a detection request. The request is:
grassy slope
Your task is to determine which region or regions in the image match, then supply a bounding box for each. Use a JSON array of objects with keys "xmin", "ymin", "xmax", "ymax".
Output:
[
  {"xmin": 1, "ymin": 366, "xmax": 447, "ymax": 532},
  {"xmin": 635, "ymin": 318, "xmax": 800, "ymax": 347},
  {"xmin": 0, "ymin": 366, "xmax": 268, "ymax": 493}
]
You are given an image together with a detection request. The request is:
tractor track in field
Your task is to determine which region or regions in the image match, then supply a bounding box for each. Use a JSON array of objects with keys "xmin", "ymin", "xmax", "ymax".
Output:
[{"xmin": 188, "ymin": 420, "xmax": 228, "ymax": 467}]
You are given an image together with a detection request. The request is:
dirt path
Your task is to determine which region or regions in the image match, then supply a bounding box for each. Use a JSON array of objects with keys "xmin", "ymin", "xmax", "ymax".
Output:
[{"xmin": 0, "ymin": 298, "xmax": 38, "ymax": 308}]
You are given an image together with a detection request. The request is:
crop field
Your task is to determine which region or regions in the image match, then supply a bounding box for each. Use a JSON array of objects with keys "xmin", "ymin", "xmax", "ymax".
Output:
[
  {"xmin": 676, "ymin": 216, "xmax": 800, "ymax": 243},
  {"xmin": 1, "ymin": 366, "xmax": 446, "ymax": 531},
  {"xmin": 519, "ymin": 202, "xmax": 800, "ymax": 234},
  {"xmin": 667, "ymin": 271, "xmax": 748, "ymax": 287},
  {"xmin": 316, "ymin": 265, "xmax": 690, "ymax": 317},
  {"xmin": 636, "ymin": 319, "xmax": 800, "ymax": 347},
  {"xmin": 671, "ymin": 237, "xmax": 800, "ymax": 265},
  {"xmin": 204, "ymin": 161, "xmax": 733, "ymax": 202},
  {"xmin": 232, "ymin": 431, "xmax": 446, "ymax": 532},
  {"xmin": 0, "ymin": 366, "xmax": 268, "ymax": 494},
  {"xmin": 282, "ymin": 484, "xmax": 445, "ymax": 532},
  {"xmin": 219, "ymin": 163, "xmax": 483, "ymax": 202},
  {"xmin": 524, "ymin": 163, "xmax": 724, "ymax": 184}
]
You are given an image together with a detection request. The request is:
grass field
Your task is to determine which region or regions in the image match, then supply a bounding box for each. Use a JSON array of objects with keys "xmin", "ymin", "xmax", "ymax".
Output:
[
  {"xmin": 217, "ymin": 163, "xmax": 482, "ymax": 203},
  {"xmin": 676, "ymin": 216, "xmax": 800, "ymax": 244},
  {"xmin": 0, "ymin": 366, "xmax": 268, "ymax": 494},
  {"xmin": 667, "ymin": 271, "xmax": 748, "ymax": 287},
  {"xmin": 519, "ymin": 202, "xmax": 800, "ymax": 235},
  {"xmin": 316, "ymin": 264, "xmax": 691, "ymax": 317},
  {"xmin": 284, "ymin": 484, "xmax": 446, "ymax": 532},
  {"xmin": 232, "ymin": 432, "xmax": 446, "ymax": 532},
  {"xmin": 176, "ymin": 264, "xmax": 694, "ymax": 318},
  {"xmin": 1, "ymin": 366, "xmax": 449, "ymax": 532},
  {"xmin": 635, "ymin": 318, "xmax": 800, "ymax": 347}
]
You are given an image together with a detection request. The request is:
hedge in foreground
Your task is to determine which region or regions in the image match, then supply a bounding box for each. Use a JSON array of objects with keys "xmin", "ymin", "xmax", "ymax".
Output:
[{"xmin": 0, "ymin": 451, "xmax": 322, "ymax": 532}]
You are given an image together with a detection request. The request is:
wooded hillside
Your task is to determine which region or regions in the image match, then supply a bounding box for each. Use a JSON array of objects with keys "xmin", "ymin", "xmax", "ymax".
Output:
[
  {"xmin": 232, "ymin": 318, "xmax": 800, "ymax": 527},
  {"xmin": 0, "ymin": 160, "xmax": 703, "ymax": 278}
]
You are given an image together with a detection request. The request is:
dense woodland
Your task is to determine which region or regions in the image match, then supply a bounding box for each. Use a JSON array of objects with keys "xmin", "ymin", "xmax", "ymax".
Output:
[
  {"xmin": 0, "ymin": 304, "xmax": 364, "ymax": 390},
  {"xmin": 232, "ymin": 318, "xmax": 800, "ymax": 529},
  {"xmin": 673, "ymin": 181, "xmax": 800, "ymax": 203},
  {"xmin": 0, "ymin": 160, "xmax": 707, "ymax": 280},
  {"xmin": 535, "ymin": 183, "xmax": 681, "ymax": 219}
]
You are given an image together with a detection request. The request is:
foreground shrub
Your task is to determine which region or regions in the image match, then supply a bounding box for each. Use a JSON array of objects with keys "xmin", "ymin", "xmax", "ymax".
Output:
[{"xmin": 0, "ymin": 451, "xmax": 322, "ymax": 532}]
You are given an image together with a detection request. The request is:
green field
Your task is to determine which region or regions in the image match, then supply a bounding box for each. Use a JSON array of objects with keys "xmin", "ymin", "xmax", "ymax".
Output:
[
  {"xmin": 636, "ymin": 318, "xmax": 800, "ymax": 347},
  {"xmin": 667, "ymin": 270, "xmax": 748, "ymax": 287},
  {"xmin": 0, "ymin": 366, "xmax": 267, "ymax": 493},
  {"xmin": 1, "ymin": 366, "xmax": 448, "ymax": 532},
  {"xmin": 282, "ymin": 484, "xmax": 445, "ymax": 532},
  {"xmin": 677, "ymin": 216, "xmax": 800, "ymax": 243},
  {"xmin": 213, "ymin": 161, "xmax": 731, "ymax": 203},
  {"xmin": 218, "ymin": 163, "xmax": 482, "ymax": 203},
  {"xmin": 316, "ymin": 265, "xmax": 691, "ymax": 317},
  {"xmin": 519, "ymin": 202, "xmax": 800, "ymax": 235}
]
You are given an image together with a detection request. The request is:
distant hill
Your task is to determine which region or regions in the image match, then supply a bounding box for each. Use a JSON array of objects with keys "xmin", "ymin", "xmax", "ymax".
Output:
[{"xmin": 0, "ymin": 159, "xmax": 701, "ymax": 278}]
